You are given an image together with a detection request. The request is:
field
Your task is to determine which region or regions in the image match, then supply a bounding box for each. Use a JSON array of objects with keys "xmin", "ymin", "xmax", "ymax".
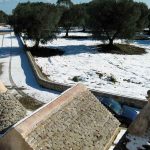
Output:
[
  {"xmin": 27, "ymin": 31, "xmax": 150, "ymax": 99},
  {"xmin": 0, "ymin": 26, "xmax": 59, "ymax": 103}
]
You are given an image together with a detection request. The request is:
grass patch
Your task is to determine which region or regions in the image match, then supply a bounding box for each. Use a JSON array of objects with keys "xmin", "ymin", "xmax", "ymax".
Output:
[
  {"xmin": 27, "ymin": 47, "xmax": 64, "ymax": 57},
  {"xmin": 97, "ymin": 44, "xmax": 146, "ymax": 55},
  {"xmin": 18, "ymin": 96, "xmax": 44, "ymax": 111}
]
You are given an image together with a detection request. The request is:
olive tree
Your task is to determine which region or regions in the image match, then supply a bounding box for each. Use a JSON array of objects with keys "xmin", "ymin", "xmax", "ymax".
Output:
[
  {"xmin": 59, "ymin": 3, "xmax": 89, "ymax": 37},
  {"xmin": 0, "ymin": 10, "xmax": 8, "ymax": 23},
  {"xmin": 13, "ymin": 2, "xmax": 61, "ymax": 48},
  {"xmin": 88, "ymin": 0, "xmax": 149, "ymax": 45}
]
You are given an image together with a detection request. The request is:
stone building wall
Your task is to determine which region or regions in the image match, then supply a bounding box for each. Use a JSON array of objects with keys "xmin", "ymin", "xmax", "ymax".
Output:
[
  {"xmin": 25, "ymin": 91, "xmax": 120, "ymax": 150},
  {"xmin": 0, "ymin": 92, "xmax": 26, "ymax": 132},
  {"xmin": 0, "ymin": 84, "xmax": 120, "ymax": 150}
]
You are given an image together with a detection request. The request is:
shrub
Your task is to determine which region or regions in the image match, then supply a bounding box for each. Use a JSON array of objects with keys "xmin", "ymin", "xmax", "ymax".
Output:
[
  {"xmin": 107, "ymin": 75, "xmax": 117, "ymax": 83},
  {"xmin": 72, "ymin": 76, "xmax": 82, "ymax": 82}
]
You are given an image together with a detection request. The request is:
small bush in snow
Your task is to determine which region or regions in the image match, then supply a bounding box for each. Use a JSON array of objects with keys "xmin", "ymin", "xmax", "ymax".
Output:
[
  {"xmin": 107, "ymin": 75, "xmax": 117, "ymax": 84},
  {"xmin": 96, "ymin": 72, "xmax": 103, "ymax": 78},
  {"xmin": 72, "ymin": 76, "xmax": 82, "ymax": 82}
]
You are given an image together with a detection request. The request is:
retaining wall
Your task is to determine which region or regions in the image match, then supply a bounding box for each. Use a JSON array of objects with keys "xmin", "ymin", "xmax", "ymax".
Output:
[{"xmin": 20, "ymin": 37, "xmax": 147, "ymax": 108}]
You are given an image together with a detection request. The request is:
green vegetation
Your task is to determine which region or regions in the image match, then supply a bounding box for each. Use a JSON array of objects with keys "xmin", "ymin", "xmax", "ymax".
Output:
[
  {"xmin": 58, "ymin": 1, "xmax": 89, "ymax": 37},
  {"xmin": 13, "ymin": 2, "xmax": 61, "ymax": 48},
  {"xmin": 88, "ymin": 0, "xmax": 149, "ymax": 46},
  {"xmin": 148, "ymin": 10, "xmax": 150, "ymax": 34},
  {"xmin": 27, "ymin": 47, "xmax": 64, "ymax": 57},
  {"xmin": 107, "ymin": 74, "xmax": 117, "ymax": 84},
  {"xmin": 8, "ymin": 0, "xmax": 150, "ymax": 54}
]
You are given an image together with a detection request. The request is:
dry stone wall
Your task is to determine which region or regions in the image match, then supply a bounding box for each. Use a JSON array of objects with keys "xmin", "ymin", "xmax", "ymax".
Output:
[
  {"xmin": 26, "ymin": 49, "xmax": 147, "ymax": 109},
  {"xmin": 20, "ymin": 36, "xmax": 147, "ymax": 108}
]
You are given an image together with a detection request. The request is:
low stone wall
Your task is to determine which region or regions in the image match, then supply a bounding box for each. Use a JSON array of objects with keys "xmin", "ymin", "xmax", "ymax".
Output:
[
  {"xmin": 26, "ymin": 51, "xmax": 71, "ymax": 92},
  {"xmin": 21, "ymin": 37, "xmax": 147, "ymax": 108}
]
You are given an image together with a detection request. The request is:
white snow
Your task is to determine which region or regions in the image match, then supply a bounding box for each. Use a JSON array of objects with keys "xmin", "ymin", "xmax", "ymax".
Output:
[
  {"xmin": 0, "ymin": 25, "xmax": 12, "ymax": 32},
  {"xmin": 114, "ymin": 129, "xmax": 127, "ymax": 145},
  {"xmin": 0, "ymin": 26, "xmax": 59, "ymax": 103},
  {"xmin": 0, "ymin": 33, "xmax": 11, "ymax": 86},
  {"xmin": 108, "ymin": 128, "xmax": 127, "ymax": 150},
  {"xmin": 126, "ymin": 131, "xmax": 150, "ymax": 150},
  {"xmin": 32, "ymin": 32, "xmax": 150, "ymax": 99},
  {"xmin": 108, "ymin": 145, "xmax": 115, "ymax": 150}
]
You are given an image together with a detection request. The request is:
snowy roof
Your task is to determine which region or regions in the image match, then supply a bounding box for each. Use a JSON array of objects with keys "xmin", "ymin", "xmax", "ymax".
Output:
[{"xmin": 0, "ymin": 84, "xmax": 120, "ymax": 150}]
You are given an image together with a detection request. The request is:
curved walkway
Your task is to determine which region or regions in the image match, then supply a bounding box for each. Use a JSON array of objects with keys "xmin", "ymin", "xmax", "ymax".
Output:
[{"xmin": 0, "ymin": 27, "xmax": 59, "ymax": 103}]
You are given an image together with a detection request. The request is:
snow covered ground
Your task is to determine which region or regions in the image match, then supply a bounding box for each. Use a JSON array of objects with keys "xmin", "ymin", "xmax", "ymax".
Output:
[
  {"xmin": 109, "ymin": 128, "xmax": 126, "ymax": 150},
  {"xmin": 32, "ymin": 32, "xmax": 150, "ymax": 99},
  {"xmin": 0, "ymin": 26, "xmax": 59, "ymax": 103},
  {"xmin": 126, "ymin": 131, "xmax": 150, "ymax": 150}
]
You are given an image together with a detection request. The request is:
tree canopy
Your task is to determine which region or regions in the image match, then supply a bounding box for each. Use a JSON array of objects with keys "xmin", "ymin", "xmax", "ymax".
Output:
[
  {"xmin": 148, "ymin": 10, "xmax": 150, "ymax": 34},
  {"xmin": 13, "ymin": 2, "xmax": 61, "ymax": 48},
  {"xmin": 88, "ymin": 0, "xmax": 149, "ymax": 45},
  {"xmin": 0, "ymin": 10, "xmax": 8, "ymax": 23},
  {"xmin": 59, "ymin": 3, "xmax": 89, "ymax": 37},
  {"xmin": 73, "ymin": 4, "xmax": 89, "ymax": 32}
]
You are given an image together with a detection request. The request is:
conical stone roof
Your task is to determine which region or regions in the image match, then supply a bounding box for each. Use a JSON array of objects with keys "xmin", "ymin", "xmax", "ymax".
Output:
[{"xmin": 0, "ymin": 92, "xmax": 26, "ymax": 132}]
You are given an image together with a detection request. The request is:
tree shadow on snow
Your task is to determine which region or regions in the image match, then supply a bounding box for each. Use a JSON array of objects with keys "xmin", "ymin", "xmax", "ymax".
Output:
[
  {"xmin": 48, "ymin": 45, "xmax": 98, "ymax": 55},
  {"xmin": 60, "ymin": 36, "xmax": 93, "ymax": 42},
  {"xmin": 0, "ymin": 35, "xmax": 59, "ymax": 95},
  {"xmin": 0, "ymin": 47, "xmax": 20, "ymax": 58},
  {"xmin": 16, "ymin": 36, "xmax": 60, "ymax": 94},
  {"xmin": 134, "ymin": 40, "xmax": 150, "ymax": 45}
]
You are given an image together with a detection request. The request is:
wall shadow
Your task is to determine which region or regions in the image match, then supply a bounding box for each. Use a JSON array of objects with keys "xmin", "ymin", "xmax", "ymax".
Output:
[{"xmin": 10, "ymin": 35, "xmax": 59, "ymax": 94}]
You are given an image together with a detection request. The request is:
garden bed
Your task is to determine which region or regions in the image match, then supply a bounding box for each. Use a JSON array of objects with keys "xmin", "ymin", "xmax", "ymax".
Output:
[
  {"xmin": 27, "ymin": 47, "xmax": 64, "ymax": 57},
  {"xmin": 97, "ymin": 44, "xmax": 146, "ymax": 55}
]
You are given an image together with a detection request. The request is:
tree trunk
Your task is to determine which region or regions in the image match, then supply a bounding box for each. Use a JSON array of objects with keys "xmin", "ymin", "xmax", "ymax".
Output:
[
  {"xmin": 34, "ymin": 40, "xmax": 39, "ymax": 48},
  {"xmin": 65, "ymin": 29, "xmax": 69, "ymax": 37},
  {"xmin": 105, "ymin": 31, "xmax": 113, "ymax": 46},
  {"xmin": 82, "ymin": 26, "xmax": 86, "ymax": 32},
  {"xmin": 109, "ymin": 38, "xmax": 114, "ymax": 45}
]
